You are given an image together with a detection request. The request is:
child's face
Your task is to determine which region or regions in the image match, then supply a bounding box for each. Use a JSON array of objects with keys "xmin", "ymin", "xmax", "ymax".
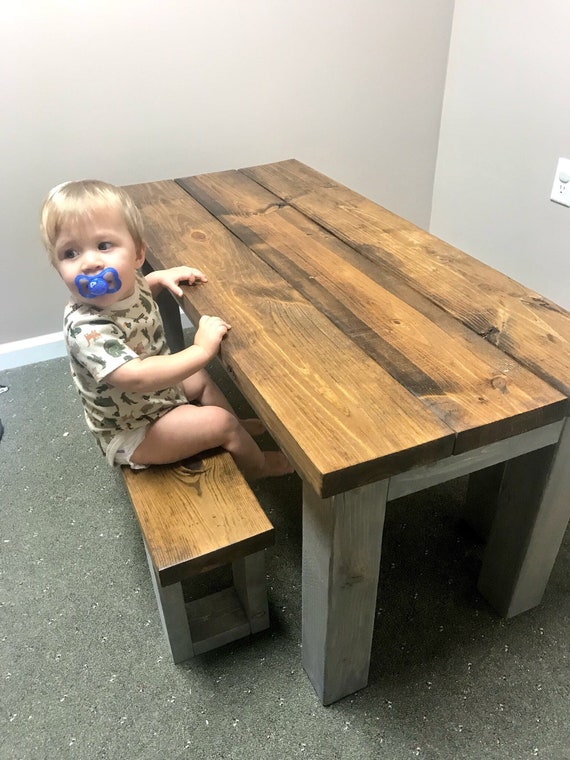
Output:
[{"xmin": 53, "ymin": 207, "xmax": 145, "ymax": 307}]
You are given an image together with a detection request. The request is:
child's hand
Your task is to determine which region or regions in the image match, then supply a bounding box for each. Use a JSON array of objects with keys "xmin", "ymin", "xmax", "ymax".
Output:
[
  {"xmin": 148, "ymin": 266, "xmax": 208, "ymax": 298},
  {"xmin": 194, "ymin": 315, "xmax": 231, "ymax": 356}
]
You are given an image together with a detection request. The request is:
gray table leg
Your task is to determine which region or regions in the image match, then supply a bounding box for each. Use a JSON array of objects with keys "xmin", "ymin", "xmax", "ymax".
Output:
[
  {"xmin": 478, "ymin": 417, "xmax": 570, "ymax": 617},
  {"xmin": 141, "ymin": 260, "xmax": 186, "ymax": 352},
  {"xmin": 464, "ymin": 463, "xmax": 505, "ymax": 541},
  {"xmin": 302, "ymin": 479, "xmax": 388, "ymax": 705}
]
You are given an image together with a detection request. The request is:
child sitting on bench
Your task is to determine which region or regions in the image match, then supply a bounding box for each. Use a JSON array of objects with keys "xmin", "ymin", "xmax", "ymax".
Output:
[{"xmin": 40, "ymin": 179, "xmax": 293, "ymax": 480}]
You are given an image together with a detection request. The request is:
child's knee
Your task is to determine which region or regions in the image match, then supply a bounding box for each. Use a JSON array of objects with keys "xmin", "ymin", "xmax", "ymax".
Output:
[{"xmin": 207, "ymin": 405, "xmax": 239, "ymax": 434}]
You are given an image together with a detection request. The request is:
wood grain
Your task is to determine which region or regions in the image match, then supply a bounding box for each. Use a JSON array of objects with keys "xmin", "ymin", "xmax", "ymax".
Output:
[
  {"xmin": 478, "ymin": 417, "xmax": 570, "ymax": 617},
  {"xmin": 177, "ymin": 170, "xmax": 566, "ymax": 453},
  {"xmin": 122, "ymin": 451, "xmax": 274, "ymax": 586},
  {"xmin": 121, "ymin": 165, "xmax": 570, "ymax": 706},
  {"xmin": 241, "ymin": 159, "xmax": 570, "ymax": 399},
  {"xmin": 302, "ymin": 479, "xmax": 388, "ymax": 705},
  {"xmin": 125, "ymin": 179, "xmax": 454, "ymax": 496}
]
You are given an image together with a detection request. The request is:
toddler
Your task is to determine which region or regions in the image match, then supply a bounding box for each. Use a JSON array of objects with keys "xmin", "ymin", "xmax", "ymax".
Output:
[{"xmin": 40, "ymin": 179, "xmax": 293, "ymax": 480}]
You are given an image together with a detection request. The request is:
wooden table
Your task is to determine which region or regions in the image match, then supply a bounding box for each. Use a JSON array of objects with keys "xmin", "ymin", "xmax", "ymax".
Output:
[{"xmin": 126, "ymin": 160, "xmax": 570, "ymax": 705}]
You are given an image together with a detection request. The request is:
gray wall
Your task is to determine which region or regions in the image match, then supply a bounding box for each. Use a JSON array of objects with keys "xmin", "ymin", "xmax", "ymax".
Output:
[
  {"xmin": 0, "ymin": 0, "xmax": 454, "ymax": 345},
  {"xmin": 431, "ymin": 0, "xmax": 570, "ymax": 309}
]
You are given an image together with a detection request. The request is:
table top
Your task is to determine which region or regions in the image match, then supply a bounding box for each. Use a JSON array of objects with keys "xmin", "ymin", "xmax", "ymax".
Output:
[{"xmin": 126, "ymin": 160, "xmax": 569, "ymax": 497}]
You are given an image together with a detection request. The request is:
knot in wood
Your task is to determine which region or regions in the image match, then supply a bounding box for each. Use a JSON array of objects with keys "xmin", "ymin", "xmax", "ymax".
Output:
[{"xmin": 491, "ymin": 375, "xmax": 508, "ymax": 393}]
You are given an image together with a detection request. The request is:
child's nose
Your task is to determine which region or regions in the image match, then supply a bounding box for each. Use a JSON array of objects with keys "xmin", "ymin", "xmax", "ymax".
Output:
[{"xmin": 81, "ymin": 249, "xmax": 103, "ymax": 272}]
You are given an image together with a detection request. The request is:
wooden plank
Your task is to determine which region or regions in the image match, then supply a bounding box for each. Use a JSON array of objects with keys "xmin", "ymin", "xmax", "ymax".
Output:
[
  {"xmin": 302, "ymin": 479, "xmax": 388, "ymax": 705},
  {"xmin": 125, "ymin": 180, "xmax": 454, "ymax": 497},
  {"xmin": 241, "ymin": 159, "xmax": 570, "ymax": 399},
  {"xmin": 386, "ymin": 419, "xmax": 564, "ymax": 501},
  {"xmin": 232, "ymin": 552, "xmax": 270, "ymax": 634},
  {"xmin": 463, "ymin": 464, "xmax": 505, "ymax": 541},
  {"xmin": 186, "ymin": 587, "xmax": 251, "ymax": 654},
  {"xmin": 144, "ymin": 541, "xmax": 195, "ymax": 662},
  {"xmin": 122, "ymin": 451, "xmax": 274, "ymax": 585},
  {"xmin": 176, "ymin": 171, "xmax": 567, "ymax": 453},
  {"xmin": 478, "ymin": 417, "xmax": 570, "ymax": 617}
]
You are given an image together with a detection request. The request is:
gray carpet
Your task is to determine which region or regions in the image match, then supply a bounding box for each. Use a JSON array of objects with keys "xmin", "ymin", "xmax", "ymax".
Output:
[{"xmin": 1, "ymin": 350, "xmax": 569, "ymax": 760}]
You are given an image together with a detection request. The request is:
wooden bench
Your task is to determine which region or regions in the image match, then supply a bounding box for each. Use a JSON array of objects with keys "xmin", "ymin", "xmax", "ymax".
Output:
[{"xmin": 121, "ymin": 450, "xmax": 275, "ymax": 662}]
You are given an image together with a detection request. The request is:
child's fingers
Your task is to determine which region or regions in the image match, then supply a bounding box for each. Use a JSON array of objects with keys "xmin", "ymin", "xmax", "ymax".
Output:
[
  {"xmin": 199, "ymin": 315, "xmax": 231, "ymax": 332},
  {"xmin": 170, "ymin": 268, "xmax": 207, "ymax": 295},
  {"xmin": 185, "ymin": 267, "xmax": 208, "ymax": 283}
]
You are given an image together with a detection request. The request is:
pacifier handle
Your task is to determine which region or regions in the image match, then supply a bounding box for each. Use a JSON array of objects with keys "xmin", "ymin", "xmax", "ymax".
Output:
[{"xmin": 75, "ymin": 267, "xmax": 122, "ymax": 299}]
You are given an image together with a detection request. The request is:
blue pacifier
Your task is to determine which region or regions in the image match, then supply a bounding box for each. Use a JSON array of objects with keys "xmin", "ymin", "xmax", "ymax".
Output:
[{"xmin": 74, "ymin": 267, "xmax": 122, "ymax": 299}]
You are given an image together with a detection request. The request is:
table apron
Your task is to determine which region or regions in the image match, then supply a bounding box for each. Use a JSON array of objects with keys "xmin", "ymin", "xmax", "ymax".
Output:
[{"xmin": 387, "ymin": 419, "xmax": 564, "ymax": 502}]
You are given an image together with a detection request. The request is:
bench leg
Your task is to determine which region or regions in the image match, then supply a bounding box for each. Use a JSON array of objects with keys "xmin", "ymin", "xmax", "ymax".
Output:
[
  {"xmin": 302, "ymin": 480, "xmax": 388, "ymax": 705},
  {"xmin": 232, "ymin": 551, "xmax": 270, "ymax": 634},
  {"xmin": 478, "ymin": 417, "xmax": 570, "ymax": 617},
  {"xmin": 144, "ymin": 541, "xmax": 194, "ymax": 662},
  {"xmin": 144, "ymin": 542, "xmax": 270, "ymax": 660}
]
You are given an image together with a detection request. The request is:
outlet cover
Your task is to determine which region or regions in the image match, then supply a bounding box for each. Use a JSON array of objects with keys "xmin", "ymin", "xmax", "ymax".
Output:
[{"xmin": 550, "ymin": 157, "xmax": 570, "ymax": 207}]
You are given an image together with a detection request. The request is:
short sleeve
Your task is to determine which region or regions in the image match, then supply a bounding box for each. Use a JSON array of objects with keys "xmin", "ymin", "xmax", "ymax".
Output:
[{"xmin": 66, "ymin": 318, "xmax": 138, "ymax": 382}]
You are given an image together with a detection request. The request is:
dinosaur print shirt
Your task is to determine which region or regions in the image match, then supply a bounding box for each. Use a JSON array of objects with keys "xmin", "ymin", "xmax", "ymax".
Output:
[{"xmin": 63, "ymin": 272, "xmax": 187, "ymax": 459}]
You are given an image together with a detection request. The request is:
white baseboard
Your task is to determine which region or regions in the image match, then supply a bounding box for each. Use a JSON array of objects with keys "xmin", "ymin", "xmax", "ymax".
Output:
[
  {"xmin": 0, "ymin": 309, "xmax": 194, "ymax": 371},
  {"xmin": 0, "ymin": 332, "xmax": 66, "ymax": 370}
]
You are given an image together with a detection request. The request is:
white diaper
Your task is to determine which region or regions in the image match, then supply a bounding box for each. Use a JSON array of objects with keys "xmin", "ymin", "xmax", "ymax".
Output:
[{"xmin": 106, "ymin": 426, "xmax": 150, "ymax": 469}]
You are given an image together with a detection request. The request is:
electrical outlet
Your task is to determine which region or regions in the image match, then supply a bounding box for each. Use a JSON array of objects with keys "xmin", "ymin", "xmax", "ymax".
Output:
[{"xmin": 550, "ymin": 157, "xmax": 570, "ymax": 206}]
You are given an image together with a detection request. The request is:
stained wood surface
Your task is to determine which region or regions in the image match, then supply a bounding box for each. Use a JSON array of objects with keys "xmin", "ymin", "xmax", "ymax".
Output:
[
  {"xmin": 125, "ymin": 162, "xmax": 568, "ymax": 497},
  {"xmin": 240, "ymin": 159, "xmax": 570, "ymax": 397},
  {"xmin": 126, "ymin": 180, "xmax": 454, "ymax": 497},
  {"xmin": 122, "ymin": 452, "xmax": 274, "ymax": 586},
  {"xmin": 177, "ymin": 170, "xmax": 566, "ymax": 453}
]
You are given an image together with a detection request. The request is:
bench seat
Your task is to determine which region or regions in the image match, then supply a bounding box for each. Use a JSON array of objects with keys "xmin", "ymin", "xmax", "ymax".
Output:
[{"xmin": 122, "ymin": 450, "xmax": 275, "ymax": 661}]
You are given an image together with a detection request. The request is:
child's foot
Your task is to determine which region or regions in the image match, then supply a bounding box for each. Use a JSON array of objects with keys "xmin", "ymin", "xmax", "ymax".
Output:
[
  {"xmin": 240, "ymin": 418, "xmax": 267, "ymax": 437},
  {"xmin": 244, "ymin": 451, "xmax": 294, "ymax": 480},
  {"xmin": 258, "ymin": 451, "xmax": 294, "ymax": 478}
]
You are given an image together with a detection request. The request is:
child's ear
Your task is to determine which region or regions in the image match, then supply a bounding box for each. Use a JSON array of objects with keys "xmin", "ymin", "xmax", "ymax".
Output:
[{"xmin": 135, "ymin": 243, "xmax": 146, "ymax": 268}]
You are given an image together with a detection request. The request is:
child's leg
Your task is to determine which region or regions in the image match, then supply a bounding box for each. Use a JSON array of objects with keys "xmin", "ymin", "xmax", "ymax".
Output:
[
  {"xmin": 182, "ymin": 370, "xmax": 266, "ymax": 436},
  {"xmin": 182, "ymin": 369, "xmax": 235, "ymax": 412},
  {"xmin": 130, "ymin": 404, "xmax": 292, "ymax": 479}
]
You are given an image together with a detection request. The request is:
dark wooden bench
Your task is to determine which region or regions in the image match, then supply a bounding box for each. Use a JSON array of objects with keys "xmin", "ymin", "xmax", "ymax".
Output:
[{"xmin": 122, "ymin": 450, "xmax": 274, "ymax": 662}]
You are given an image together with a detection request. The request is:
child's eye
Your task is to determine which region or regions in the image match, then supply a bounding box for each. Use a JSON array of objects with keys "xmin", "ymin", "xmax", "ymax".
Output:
[
  {"xmin": 63, "ymin": 248, "xmax": 78, "ymax": 259},
  {"xmin": 98, "ymin": 241, "xmax": 113, "ymax": 251}
]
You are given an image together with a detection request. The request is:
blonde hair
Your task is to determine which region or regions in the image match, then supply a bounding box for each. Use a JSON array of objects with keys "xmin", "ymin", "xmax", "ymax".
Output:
[{"xmin": 40, "ymin": 179, "xmax": 144, "ymax": 264}]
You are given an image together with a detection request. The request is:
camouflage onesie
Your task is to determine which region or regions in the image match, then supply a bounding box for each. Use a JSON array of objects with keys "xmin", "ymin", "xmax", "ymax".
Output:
[{"xmin": 63, "ymin": 272, "xmax": 187, "ymax": 463}]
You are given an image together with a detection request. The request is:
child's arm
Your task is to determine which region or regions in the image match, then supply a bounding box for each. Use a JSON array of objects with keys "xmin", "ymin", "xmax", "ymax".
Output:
[
  {"xmin": 105, "ymin": 315, "xmax": 230, "ymax": 393},
  {"xmin": 145, "ymin": 266, "xmax": 208, "ymax": 299}
]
